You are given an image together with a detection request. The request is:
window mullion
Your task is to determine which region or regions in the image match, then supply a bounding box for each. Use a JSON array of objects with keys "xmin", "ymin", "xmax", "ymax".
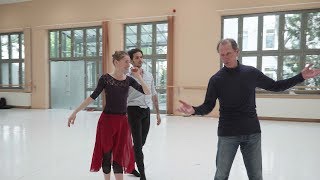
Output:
[
  {"xmin": 300, "ymin": 12, "xmax": 308, "ymax": 73},
  {"xmin": 8, "ymin": 34, "xmax": 12, "ymax": 87},
  {"xmin": 123, "ymin": 25, "xmax": 127, "ymax": 49},
  {"xmin": 278, "ymin": 13, "xmax": 285, "ymax": 54},
  {"xmin": 84, "ymin": 29, "xmax": 87, "ymax": 57},
  {"xmin": 59, "ymin": 31, "xmax": 62, "ymax": 59},
  {"xmin": 0, "ymin": 35, "xmax": 2, "ymax": 86},
  {"xmin": 19, "ymin": 33, "xmax": 23, "ymax": 87},
  {"xmin": 96, "ymin": 27, "xmax": 100, "ymax": 58},
  {"xmin": 137, "ymin": 25, "xmax": 141, "ymax": 49},
  {"xmin": 256, "ymin": 15, "xmax": 263, "ymax": 70},
  {"xmin": 71, "ymin": 30, "xmax": 74, "ymax": 58},
  {"xmin": 238, "ymin": 16, "xmax": 243, "ymax": 61},
  {"xmin": 278, "ymin": 13, "xmax": 285, "ymax": 81},
  {"xmin": 0, "ymin": 35, "xmax": 2, "ymax": 61},
  {"xmin": 152, "ymin": 23, "xmax": 157, "ymax": 80}
]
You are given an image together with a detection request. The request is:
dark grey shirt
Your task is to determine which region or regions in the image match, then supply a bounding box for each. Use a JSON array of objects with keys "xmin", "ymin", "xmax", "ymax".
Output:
[{"xmin": 193, "ymin": 63, "xmax": 305, "ymax": 136}]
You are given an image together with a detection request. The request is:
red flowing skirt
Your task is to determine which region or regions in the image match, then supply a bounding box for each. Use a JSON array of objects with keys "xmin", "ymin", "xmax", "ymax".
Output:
[{"xmin": 90, "ymin": 113, "xmax": 135, "ymax": 173}]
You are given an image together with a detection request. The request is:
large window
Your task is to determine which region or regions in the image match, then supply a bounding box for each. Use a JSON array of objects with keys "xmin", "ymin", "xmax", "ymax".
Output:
[
  {"xmin": 0, "ymin": 32, "xmax": 25, "ymax": 89},
  {"xmin": 124, "ymin": 21, "xmax": 168, "ymax": 112},
  {"xmin": 49, "ymin": 27, "xmax": 102, "ymax": 109},
  {"xmin": 222, "ymin": 9, "xmax": 320, "ymax": 94}
]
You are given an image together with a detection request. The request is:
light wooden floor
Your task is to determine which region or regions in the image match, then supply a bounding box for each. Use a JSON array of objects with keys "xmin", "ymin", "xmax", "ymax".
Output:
[{"xmin": 1, "ymin": 109, "xmax": 319, "ymax": 180}]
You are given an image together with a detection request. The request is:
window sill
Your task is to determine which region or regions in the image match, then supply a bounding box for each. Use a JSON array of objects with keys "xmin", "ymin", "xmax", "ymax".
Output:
[{"xmin": 0, "ymin": 89, "xmax": 29, "ymax": 93}]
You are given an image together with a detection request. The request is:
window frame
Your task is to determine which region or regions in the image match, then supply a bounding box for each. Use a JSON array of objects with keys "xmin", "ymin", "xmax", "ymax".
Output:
[
  {"xmin": 221, "ymin": 8, "xmax": 320, "ymax": 94},
  {"xmin": 124, "ymin": 21, "xmax": 168, "ymax": 113},
  {"xmin": 48, "ymin": 26, "xmax": 103, "ymax": 109},
  {"xmin": 0, "ymin": 32, "xmax": 25, "ymax": 89}
]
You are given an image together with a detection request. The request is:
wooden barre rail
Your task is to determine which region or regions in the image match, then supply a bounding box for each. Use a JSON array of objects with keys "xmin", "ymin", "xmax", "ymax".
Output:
[
  {"xmin": 166, "ymin": 85, "xmax": 206, "ymax": 90},
  {"xmin": 0, "ymin": 83, "xmax": 32, "ymax": 87},
  {"xmin": 0, "ymin": 84, "xmax": 318, "ymax": 90},
  {"xmin": 162, "ymin": 85, "xmax": 320, "ymax": 90}
]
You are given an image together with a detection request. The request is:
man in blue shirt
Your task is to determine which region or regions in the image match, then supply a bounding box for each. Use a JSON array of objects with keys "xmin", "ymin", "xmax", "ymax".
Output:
[{"xmin": 177, "ymin": 38, "xmax": 320, "ymax": 180}]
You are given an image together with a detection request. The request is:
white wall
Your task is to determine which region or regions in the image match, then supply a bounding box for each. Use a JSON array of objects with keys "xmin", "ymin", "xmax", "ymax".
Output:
[
  {"xmin": 0, "ymin": 92, "xmax": 31, "ymax": 107},
  {"xmin": 0, "ymin": 0, "xmax": 319, "ymax": 119},
  {"xmin": 176, "ymin": 88, "xmax": 320, "ymax": 120},
  {"xmin": 256, "ymin": 98, "xmax": 320, "ymax": 119}
]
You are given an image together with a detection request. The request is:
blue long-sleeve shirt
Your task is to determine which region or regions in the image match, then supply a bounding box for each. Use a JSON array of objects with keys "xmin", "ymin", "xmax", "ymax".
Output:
[{"xmin": 193, "ymin": 63, "xmax": 305, "ymax": 136}]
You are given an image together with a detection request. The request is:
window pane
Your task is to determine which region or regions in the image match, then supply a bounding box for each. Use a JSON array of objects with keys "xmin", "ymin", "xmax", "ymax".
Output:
[
  {"xmin": 11, "ymin": 63, "xmax": 19, "ymax": 87},
  {"xmin": 158, "ymin": 92, "xmax": 166, "ymax": 111},
  {"xmin": 1, "ymin": 63, "xmax": 9, "ymax": 85},
  {"xmin": 74, "ymin": 30, "xmax": 84, "ymax": 57},
  {"xmin": 283, "ymin": 55, "xmax": 300, "ymax": 79},
  {"xmin": 223, "ymin": 18, "xmax": 238, "ymax": 41},
  {"xmin": 61, "ymin": 31, "xmax": 71, "ymax": 58},
  {"xmin": 305, "ymin": 55, "xmax": 320, "ymax": 88},
  {"xmin": 141, "ymin": 46, "xmax": 152, "ymax": 55},
  {"xmin": 306, "ymin": 12, "xmax": 320, "ymax": 49},
  {"xmin": 141, "ymin": 24, "xmax": 153, "ymax": 55},
  {"xmin": 156, "ymin": 59, "xmax": 167, "ymax": 111},
  {"xmin": 242, "ymin": 57, "xmax": 257, "ymax": 68},
  {"xmin": 141, "ymin": 59, "xmax": 152, "ymax": 74},
  {"xmin": 284, "ymin": 14, "xmax": 301, "ymax": 50},
  {"xmin": 156, "ymin": 24, "xmax": 168, "ymax": 45},
  {"xmin": 125, "ymin": 25, "xmax": 137, "ymax": 49},
  {"xmin": 11, "ymin": 34, "xmax": 20, "ymax": 59},
  {"xmin": 156, "ymin": 23, "xmax": 168, "ymax": 54},
  {"xmin": 86, "ymin": 29, "xmax": 97, "ymax": 57},
  {"xmin": 156, "ymin": 46, "xmax": 167, "ymax": 54},
  {"xmin": 50, "ymin": 31, "xmax": 59, "ymax": 58},
  {"xmin": 1, "ymin": 35, "xmax": 9, "ymax": 59},
  {"xmin": 99, "ymin": 60, "xmax": 102, "ymax": 76},
  {"xmin": 242, "ymin": 17, "xmax": 258, "ymax": 51},
  {"xmin": 156, "ymin": 60, "xmax": 167, "ymax": 88},
  {"xmin": 263, "ymin": 15, "xmax": 279, "ymax": 50},
  {"xmin": 262, "ymin": 56, "xmax": 278, "ymax": 80},
  {"xmin": 86, "ymin": 61, "xmax": 97, "ymax": 88},
  {"xmin": 50, "ymin": 61, "xmax": 85, "ymax": 109}
]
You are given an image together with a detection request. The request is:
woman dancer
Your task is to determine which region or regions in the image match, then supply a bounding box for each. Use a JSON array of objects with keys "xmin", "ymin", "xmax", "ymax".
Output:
[{"xmin": 68, "ymin": 51, "xmax": 150, "ymax": 180}]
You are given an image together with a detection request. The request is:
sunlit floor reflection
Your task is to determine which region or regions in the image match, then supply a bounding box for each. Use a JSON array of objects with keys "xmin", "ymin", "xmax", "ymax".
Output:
[{"xmin": 0, "ymin": 109, "xmax": 319, "ymax": 180}]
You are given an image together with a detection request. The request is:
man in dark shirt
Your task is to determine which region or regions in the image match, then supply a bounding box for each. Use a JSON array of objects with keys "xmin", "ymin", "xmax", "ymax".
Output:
[{"xmin": 177, "ymin": 38, "xmax": 320, "ymax": 180}]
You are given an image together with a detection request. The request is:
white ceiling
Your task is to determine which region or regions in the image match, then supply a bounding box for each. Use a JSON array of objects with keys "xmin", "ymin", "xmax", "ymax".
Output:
[{"xmin": 0, "ymin": 0, "xmax": 31, "ymax": 5}]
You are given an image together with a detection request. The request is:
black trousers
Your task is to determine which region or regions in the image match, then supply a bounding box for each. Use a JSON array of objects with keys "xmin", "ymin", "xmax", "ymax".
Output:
[{"xmin": 127, "ymin": 106, "xmax": 150, "ymax": 176}]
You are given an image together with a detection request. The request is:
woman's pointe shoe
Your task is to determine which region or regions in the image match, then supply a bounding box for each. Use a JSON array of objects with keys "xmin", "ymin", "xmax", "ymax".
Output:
[{"xmin": 130, "ymin": 169, "xmax": 141, "ymax": 177}]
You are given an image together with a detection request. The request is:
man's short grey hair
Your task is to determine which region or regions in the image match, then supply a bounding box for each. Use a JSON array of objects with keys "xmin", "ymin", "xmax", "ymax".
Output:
[{"xmin": 216, "ymin": 38, "xmax": 239, "ymax": 52}]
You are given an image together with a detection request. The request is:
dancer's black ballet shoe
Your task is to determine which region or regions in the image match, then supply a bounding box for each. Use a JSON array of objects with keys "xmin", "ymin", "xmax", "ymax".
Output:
[
  {"xmin": 130, "ymin": 169, "xmax": 141, "ymax": 177},
  {"xmin": 140, "ymin": 175, "xmax": 146, "ymax": 180}
]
